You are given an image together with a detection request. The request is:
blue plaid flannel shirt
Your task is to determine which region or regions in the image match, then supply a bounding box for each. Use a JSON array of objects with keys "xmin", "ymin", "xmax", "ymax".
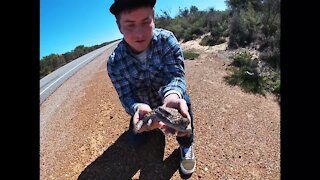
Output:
[{"xmin": 107, "ymin": 28, "xmax": 186, "ymax": 116}]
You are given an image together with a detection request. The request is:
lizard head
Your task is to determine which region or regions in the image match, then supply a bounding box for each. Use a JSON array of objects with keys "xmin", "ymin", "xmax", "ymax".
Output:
[{"xmin": 156, "ymin": 106, "xmax": 190, "ymax": 128}]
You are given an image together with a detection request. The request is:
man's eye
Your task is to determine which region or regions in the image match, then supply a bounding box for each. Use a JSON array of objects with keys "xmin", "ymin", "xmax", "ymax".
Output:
[
  {"xmin": 126, "ymin": 24, "xmax": 134, "ymax": 28},
  {"xmin": 143, "ymin": 20, "xmax": 151, "ymax": 25}
]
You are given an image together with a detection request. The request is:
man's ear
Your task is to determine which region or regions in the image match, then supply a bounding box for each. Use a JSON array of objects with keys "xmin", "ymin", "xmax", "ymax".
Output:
[
  {"xmin": 151, "ymin": 9, "xmax": 155, "ymax": 20},
  {"xmin": 116, "ymin": 19, "xmax": 123, "ymax": 34},
  {"xmin": 151, "ymin": 9, "xmax": 155, "ymax": 28}
]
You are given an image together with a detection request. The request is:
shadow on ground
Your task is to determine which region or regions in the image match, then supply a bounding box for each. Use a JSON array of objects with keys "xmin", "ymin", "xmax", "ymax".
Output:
[{"xmin": 78, "ymin": 130, "xmax": 190, "ymax": 180}]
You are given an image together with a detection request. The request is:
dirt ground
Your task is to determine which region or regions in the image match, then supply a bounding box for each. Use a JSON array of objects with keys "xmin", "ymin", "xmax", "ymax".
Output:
[{"xmin": 40, "ymin": 39, "xmax": 280, "ymax": 180}]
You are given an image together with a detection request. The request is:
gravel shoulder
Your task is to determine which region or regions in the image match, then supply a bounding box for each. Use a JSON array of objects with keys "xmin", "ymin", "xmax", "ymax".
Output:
[{"xmin": 40, "ymin": 41, "xmax": 280, "ymax": 179}]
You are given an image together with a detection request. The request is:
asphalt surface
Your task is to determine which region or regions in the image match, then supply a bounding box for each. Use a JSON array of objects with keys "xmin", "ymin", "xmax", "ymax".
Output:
[{"xmin": 40, "ymin": 40, "xmax": 120, "ymax": 104}]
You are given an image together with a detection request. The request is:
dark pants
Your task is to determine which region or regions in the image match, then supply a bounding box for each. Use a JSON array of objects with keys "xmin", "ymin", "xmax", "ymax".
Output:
[{"xmin": 127, "ymin": 94, "xmax": 194, "ymax": 147}]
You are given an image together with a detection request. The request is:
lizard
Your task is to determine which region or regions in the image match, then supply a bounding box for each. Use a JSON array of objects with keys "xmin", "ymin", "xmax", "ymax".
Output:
[{"xmin": 133, "ymin": 106, "xmax": 191, "ymax": 134}]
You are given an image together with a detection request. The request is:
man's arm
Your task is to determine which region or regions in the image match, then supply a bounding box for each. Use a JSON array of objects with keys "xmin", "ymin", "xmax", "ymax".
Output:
[
  {"xmin": 157, "ymin": 31, "xmax": 191, "ymax": 137},
  {"xmin": 107, "ymin": 54, "xmax": 139, "ymax": 116},
  {"xmin": 158, "ymin": 32, "xmax": 186, "ymax": 100}
]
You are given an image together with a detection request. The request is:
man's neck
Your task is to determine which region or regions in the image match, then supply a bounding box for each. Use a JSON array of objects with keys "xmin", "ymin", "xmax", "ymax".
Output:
[{"xmin": 128, "ymin": 44, "xmax": 150, "ymax": 55}]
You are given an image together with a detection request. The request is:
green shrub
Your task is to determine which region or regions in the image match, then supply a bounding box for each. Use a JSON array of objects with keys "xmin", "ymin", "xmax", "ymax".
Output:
[
  {"xmin": 225, "ymin": 66, "xmax": 266, "ymax": 94},
  {"xmin": 183, "ymin": 50, "xmax": 199, "ymax": 60},
  {"xmin": 263, "ymin": 72, "xmax": 280, "ymax": 94},
  {"xmin": 199, "ymin": 35, "xmax": 226, "ymax": 46},
  {"xmin": 228, "ymin": 15, "xmax": 247, "ymax": 49},
  {"xmin": 224, "ymin": 51, "xmax": 280, "ymax": 97},
  {"xmin": 260, "ymin": 47, "xmax": 280, "ymax": 70},
  {"xmin": 231, "ymin": 51, "xmax": 257, "ymax": 68},
  {"xmin": 228, "ymin": 3, "xmax": 262, "ymax": 49}
]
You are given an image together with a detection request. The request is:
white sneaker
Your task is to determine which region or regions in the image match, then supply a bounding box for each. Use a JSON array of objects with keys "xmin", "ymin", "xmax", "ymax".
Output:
[{"xmin": 179, "ymin": 145, "xmax": 196, "ymax": 174}]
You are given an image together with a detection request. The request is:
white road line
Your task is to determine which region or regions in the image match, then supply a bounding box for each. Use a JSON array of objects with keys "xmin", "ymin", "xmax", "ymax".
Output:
[{"xmin": 40, "ymin": 53, "xmax": 98, "ymax": 96}]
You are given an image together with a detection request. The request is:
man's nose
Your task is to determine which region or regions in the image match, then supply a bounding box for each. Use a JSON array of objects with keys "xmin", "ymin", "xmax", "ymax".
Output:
[{"xmin": 134, "ymin": 26, "xmax": 144, "ymax": 38}]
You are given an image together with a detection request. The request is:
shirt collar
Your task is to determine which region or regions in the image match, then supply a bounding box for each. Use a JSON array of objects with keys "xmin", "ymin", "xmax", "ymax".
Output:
[{"xmin": 151, "ymin": 28, "xmax": 159, "ymax": 42}]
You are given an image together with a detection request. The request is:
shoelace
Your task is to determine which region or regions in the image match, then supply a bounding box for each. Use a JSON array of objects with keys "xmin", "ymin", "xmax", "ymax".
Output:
[{"xmin": 183, "ymin": 146, "xmax": 193, "ymax": 159}]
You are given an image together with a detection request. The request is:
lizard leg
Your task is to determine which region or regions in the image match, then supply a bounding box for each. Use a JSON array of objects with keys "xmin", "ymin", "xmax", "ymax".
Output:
[{"xmin": 167, "ymin": 127, "xmax": 176, "ymax": 134}]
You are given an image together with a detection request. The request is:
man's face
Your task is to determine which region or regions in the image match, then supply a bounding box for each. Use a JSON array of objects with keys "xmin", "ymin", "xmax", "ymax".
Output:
[{"xmin": 118, "ymin": 7, "xmax": 155, "ymax": 53}]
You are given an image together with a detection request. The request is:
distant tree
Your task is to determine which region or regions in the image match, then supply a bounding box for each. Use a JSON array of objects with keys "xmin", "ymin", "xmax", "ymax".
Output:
[
  {"xmin": 259, "ymin": 0, "xmax": 280, "ymax": 49},
  {"xmin": 62, "ymin": 52, "xmax": 75, "ymax": 63},
  {"xmin": 178, "ymin": 7, "xmax": 189, "ymax": 18},
  {"xmin": 189, "ymin": 6, "xmax": 199, "ymax": 15},
  {"xmin": 40, "ymin": 40, "xmax": 118, "ymax": 79},
  {"xmin": 229, "ymin": 14, "xmax": 247, "ymax": 48},
  {"xmin": 225, "ymin": 0, "xmax": 263, "ymax": 12},
  {"xmin": 155, "ymin": 10, "xmax": 172, "ymax": 29}
]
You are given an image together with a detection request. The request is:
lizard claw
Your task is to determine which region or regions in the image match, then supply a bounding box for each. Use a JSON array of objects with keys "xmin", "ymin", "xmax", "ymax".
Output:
[{"xmin": 146, "ymin": 119, "xmax": 153, "ymax": 131}]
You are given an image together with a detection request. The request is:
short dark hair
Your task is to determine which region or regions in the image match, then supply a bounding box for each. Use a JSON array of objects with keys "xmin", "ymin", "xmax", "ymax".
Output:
[{"xmin": 109, "ymin": 0, "xmax": 156, "ymax": 17}]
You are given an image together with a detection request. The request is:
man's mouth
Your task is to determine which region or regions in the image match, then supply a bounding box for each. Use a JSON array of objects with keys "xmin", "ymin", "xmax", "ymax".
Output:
[{"xmin": 135, "ymin": 40, "xmax": 145, "ymax": 43}]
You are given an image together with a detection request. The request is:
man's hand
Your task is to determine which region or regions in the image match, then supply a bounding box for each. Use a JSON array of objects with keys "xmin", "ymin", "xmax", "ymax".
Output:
[
  {"xmin": 163, "ymin": 93, "xmax": 192, "ymax": 137},
  {"xmin": 133, "ymin": 104, "xmax": 165, "ymax": 133}
]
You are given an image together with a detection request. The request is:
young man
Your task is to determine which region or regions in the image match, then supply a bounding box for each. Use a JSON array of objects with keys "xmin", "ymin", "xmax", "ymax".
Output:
[{"xmin": 107, "ymin": 0, "xmax": 196, "ymax": 175}]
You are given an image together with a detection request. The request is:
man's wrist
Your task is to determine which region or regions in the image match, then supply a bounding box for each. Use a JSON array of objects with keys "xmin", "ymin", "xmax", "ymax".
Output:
[
  {"xmin": 163, "ymin": 91, "xmax": 181, "ymax": 104},
  {"xmin": 163, "ymin": 90, "xmax": 182, "ymax": 99},
  {"xmin": 133, "ymin": 103, "xmax": 148, "ymax": 112}
]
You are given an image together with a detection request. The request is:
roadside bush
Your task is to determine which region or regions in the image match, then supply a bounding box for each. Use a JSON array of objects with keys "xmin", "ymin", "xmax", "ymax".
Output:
[
  {"xmin": 231, "ymin": 51, "xmax": 257, "ymax": 68},
  {"xmin": 224, "ymin": 51, "xmax": 265, "ymax": 94},
  {"xmin": 224, "ymin": 51, "xmax": 280, "ymax": 97},
  {"xmin": 228, "ymin": 3, "xmax": 262, "ymax": 49},
  {"xmin": 183, "ymin": 50, "xmax": 199, "ymax": 60},
  {"xmin": 228, "ymin": 14, "xmax": 248, "ymax": 49},
  {"xmin": 260, "ymin": 47, "xmax": 280, "ymax": 70},
  {"xmin": 225, "ymin": 66, "xmax": 266, "ymax": 94},
  {"xmin": 263, "ymin": 72, "xmax": 280, "ymax": 94},
  {"xmin": 199, "ymin": 35, "xmax": 226, "ymax": 46}
]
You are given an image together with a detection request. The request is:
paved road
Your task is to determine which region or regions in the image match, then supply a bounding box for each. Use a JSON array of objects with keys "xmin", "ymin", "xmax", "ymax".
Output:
[{"xmin": 40, "ymin": 40, "xmax": 120, "ymax": 104}]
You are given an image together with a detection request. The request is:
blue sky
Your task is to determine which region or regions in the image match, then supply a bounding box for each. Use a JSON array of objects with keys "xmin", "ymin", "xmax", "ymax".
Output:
[{"xmin": 40, "ymin": 0, "xmax": 227, "ymax": 60}]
